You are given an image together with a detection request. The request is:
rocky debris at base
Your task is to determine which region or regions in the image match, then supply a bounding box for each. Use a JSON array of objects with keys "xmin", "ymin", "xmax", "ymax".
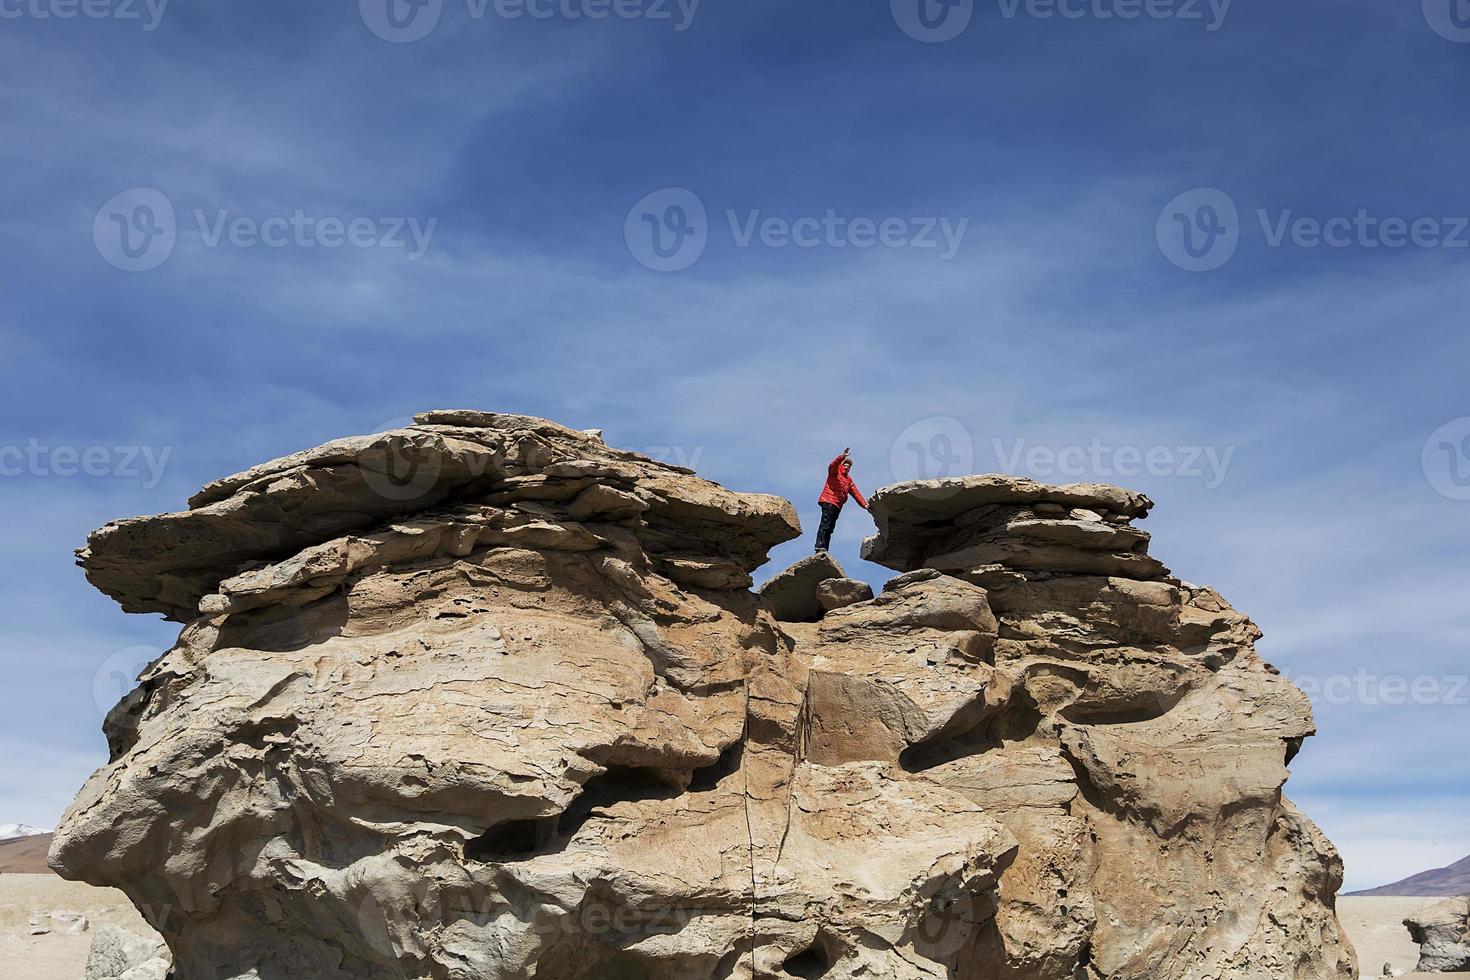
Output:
[
  {"xmin": 1406, "ymin": 897, "xmax": 1470, "ymax": 972},
  {"xmin": 28, "ymin": 909, "xmax": 87, "ymax": 936},
  {"xmin": 52, "ymin": 423, "xmax": 1355, "ymax": 980},
  {"xmin": 83, "ymin": 923, "xmax": 171, "ymax": 980}
]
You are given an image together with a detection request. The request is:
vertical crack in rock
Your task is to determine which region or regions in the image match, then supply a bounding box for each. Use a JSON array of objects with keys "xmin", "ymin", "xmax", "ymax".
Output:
[
  {"xmin": 52, "ymin": 414, "xmax": 1356, "ymax": 979},
  {"xmin": 742, "ymin": 679, "xmax": 758, "ymax": 979}
]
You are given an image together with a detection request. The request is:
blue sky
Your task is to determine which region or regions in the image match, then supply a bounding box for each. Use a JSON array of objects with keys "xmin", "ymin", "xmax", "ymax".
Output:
[{"xmin": 2, "ymin": 0, "xmax": 1468, "ymax": 892}]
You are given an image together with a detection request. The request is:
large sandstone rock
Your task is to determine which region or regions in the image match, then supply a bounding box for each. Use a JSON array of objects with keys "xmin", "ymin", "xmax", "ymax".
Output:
[
  {"xmin": 1405, "ymin": 897, "xmax": 1470, "ymax": 972},
  {"xmin": 52, "ymin": 420, "xmax": 1356, "ymax": 980}
]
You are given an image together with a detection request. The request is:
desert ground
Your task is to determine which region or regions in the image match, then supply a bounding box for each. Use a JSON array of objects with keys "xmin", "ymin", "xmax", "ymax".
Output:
[
  {"xmin": 1338, "ymin": 895, "xmax": 1469, "ymax": 977},
  {"xmin": 0, "ymin": 872, "xmax": 161, "ymax": 980},
  {"xmin": 0, "ymin": 858, "xmax": 1464, "ymax": 979}
]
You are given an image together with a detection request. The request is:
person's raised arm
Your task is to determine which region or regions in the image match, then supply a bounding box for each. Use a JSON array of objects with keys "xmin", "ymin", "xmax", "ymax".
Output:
[{"xmin": 829, "ymin": 448, "xmax": 850, "ymax": 477}]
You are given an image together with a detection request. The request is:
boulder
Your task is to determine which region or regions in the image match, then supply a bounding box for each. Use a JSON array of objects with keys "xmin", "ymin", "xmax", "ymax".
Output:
[
  {"xmin": 84, "ymin": 924, "xmax": 169, "ymax": 980},
  {"xmin": 51, "ymin": 426, "xmax": 1355, "ymax": 980},
  {"xmin": 757, "ymin": 552, "xmax": 846, "ymax": 622},
  {"xmin": 815, "ymin": 577, "xmax": 873, "ymax": 612},
  {"xmin": 1406, "ymin": 897, "xmax": 1470, "ymax": 972}
]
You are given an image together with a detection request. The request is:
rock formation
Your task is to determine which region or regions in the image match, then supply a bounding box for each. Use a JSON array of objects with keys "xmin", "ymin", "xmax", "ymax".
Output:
[
  {"xmin": 52, "ymin": 412, "xmax": 1356, "ymax": 979},
  {"xmin": 756, "ymin": 553, "xmax": 847, "ymax": 623},
  {"xmin": 1405, "ymin": 897, "xmax": 1470, "ymax": 972},
  {"xmin": 86, "ymin": 923, "xmax": 173, "ymax": 980}
]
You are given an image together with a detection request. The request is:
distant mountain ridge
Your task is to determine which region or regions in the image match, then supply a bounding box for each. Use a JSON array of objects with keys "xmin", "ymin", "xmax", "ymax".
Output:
[
  {"xmin": 1348, "ymin": 855, "xmax": 1470, "ymax": 897},
  {"xmin": 0, "ymin": 832, "xmax": 54, "ymax": 874},
  {"xmin": 0, "ymin": 823, "xmax": 49, "ymax": 841}
]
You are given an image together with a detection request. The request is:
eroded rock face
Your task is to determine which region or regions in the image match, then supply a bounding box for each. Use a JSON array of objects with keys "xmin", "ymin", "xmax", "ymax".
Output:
[
  {"xmin": 862, "ymin": 477, "xmax": 1356, "ymax": 980},
  {"xmin": 53, "ymin": 417, "xmax": 1355, "ymax": 980},
  {"xmin": 1405, "ymin": 897, "xmax": 1470, "ymax": 972}
]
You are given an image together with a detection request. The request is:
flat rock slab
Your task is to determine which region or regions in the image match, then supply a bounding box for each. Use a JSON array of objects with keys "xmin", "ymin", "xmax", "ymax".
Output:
[{"xmin": 759, "ymin": 553, "xmax": 847, "ymax": 622}]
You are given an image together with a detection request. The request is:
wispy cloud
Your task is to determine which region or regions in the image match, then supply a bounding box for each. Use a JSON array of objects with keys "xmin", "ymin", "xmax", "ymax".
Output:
[{"xmin": 1, "ymin": 0, "xmax": 1465, "ymax": 893}]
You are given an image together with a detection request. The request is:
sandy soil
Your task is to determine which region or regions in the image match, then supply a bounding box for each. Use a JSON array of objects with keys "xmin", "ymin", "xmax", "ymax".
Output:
[
  {"xmin": 0, "ymin": 873, "xmax": 160, "ymax": 980},
  {"xmin": 1339, "ymin": 895, "xmax": 1470, "ymax": 977}
]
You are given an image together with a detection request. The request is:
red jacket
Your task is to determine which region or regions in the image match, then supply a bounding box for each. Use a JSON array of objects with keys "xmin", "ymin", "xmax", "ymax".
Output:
[{"xmin": 819, "ymin": 454, "xmax": 868, "ymax": 510}]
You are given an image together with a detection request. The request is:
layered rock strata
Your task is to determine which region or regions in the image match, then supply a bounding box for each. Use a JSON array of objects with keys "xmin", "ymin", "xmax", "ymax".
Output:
[{"xmin": 53, "ymin": 415, "xmax": 1356, "ymax": 980}]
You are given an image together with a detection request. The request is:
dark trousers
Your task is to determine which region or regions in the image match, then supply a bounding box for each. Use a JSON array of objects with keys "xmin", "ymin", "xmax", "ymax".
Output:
[{"xmin": 815, "ymin": 502, "xmax": 841, "ymax": 552}]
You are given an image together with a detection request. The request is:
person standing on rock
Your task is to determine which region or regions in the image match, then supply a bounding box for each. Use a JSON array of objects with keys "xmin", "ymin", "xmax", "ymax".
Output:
[{"xmin": 815, "ymin": 448, "xmax": 869, "ymax": 552}]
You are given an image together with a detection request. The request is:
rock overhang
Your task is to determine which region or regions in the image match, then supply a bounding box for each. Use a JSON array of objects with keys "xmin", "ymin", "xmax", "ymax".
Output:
[
  {"xmin": 77, "ymin": 410, "xmax": 801, "ymax": 621},
  {"xmin": 861, "ymin": 473, "xmax": 1166, "ymax": 581}
]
